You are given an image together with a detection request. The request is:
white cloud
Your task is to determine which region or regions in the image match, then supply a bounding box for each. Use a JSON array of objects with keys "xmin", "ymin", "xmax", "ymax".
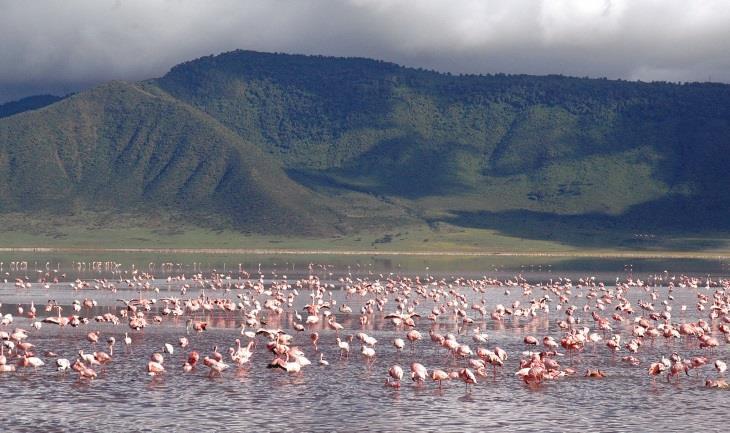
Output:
[{"xmin": 0, "ymin": 0, "xmax": 729, "ymax": 101}]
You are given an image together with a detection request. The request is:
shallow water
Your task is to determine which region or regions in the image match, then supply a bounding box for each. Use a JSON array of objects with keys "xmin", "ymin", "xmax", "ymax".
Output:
[{"xmin": 0, "ymin": 256, "xmax": 729, "ymax": 432}]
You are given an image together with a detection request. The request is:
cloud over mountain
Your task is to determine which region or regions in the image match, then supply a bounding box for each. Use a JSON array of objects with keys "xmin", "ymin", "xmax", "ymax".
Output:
[{"xmin": 1, "ymin": 0, "xmax": 728, "ymax": 101}]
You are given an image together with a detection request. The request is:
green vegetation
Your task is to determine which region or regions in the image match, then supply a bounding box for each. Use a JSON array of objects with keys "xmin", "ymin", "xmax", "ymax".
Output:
[
  {"xmin": 2, "ymin": 50, "xmax": 730, "ymax": 253},
  {"xmin": 0, "ymin": 81, "xmax": 340, "ymax": 235},
  {"xmin": 1, "ymin": 212, "xmax": 730, "ymax": 259},
  {"xmin": 0, "ymin": 94, "xmax": 63, "ymax": 119}
]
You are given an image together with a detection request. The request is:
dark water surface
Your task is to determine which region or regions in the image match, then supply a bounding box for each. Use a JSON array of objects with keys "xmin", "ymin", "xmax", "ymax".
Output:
[{"xmin": 0, "ymin": 254, "xmax": 728, "ymax": 432}]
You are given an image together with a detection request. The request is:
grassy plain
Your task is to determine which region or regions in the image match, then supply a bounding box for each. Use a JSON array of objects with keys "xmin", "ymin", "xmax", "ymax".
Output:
[{"xmin": 1, "ymin": 212, "xmax": 730, "ymax": 260}]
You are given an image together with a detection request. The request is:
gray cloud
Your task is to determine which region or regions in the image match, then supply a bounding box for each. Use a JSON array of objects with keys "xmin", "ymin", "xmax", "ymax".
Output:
[{"xmin": 1, "ymin": 0, "xmax": 729, "ymax": 102}]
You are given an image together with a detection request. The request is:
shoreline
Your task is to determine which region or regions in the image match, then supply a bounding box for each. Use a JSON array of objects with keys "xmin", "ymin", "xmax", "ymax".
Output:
[{"xmin": 0, "ymin": 247, "xmax": 727, "ymax": 259}]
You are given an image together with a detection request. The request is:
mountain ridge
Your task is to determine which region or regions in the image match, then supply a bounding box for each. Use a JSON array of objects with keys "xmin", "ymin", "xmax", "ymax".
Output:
[
  {"xmin": 0, "ymin": 79, "xmax": 342, "ymax": 235},
  {"xmin": 2, "ymin": 49, "xmax": 730, "ymax": 245},
  {"xmin": 0, "ymin": 94, "xmax": 64, "ymax": 119}
]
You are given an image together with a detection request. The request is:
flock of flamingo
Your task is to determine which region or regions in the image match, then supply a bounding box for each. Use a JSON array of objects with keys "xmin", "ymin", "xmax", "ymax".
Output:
[{"xmin": 0, "ymin": 265, "xmax": 729, "ymax": 394}]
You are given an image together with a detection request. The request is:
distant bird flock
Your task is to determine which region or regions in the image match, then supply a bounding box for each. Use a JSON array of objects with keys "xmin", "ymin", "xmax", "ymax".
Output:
[{"xmin": 1, "ymin": 265, "xmax": 729, "ymax": 393}]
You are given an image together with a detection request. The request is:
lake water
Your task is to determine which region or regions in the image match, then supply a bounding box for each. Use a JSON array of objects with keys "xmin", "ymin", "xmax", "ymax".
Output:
[{"xmin": 0, "ymin": 253, "xmax": 729, "ymax": 432}]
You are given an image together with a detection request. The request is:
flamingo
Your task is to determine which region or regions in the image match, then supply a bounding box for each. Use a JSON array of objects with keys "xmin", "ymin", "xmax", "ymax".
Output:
[
  {"xmin": 406, "ymin": 330, "xmax": 422, "ymax": 350},
  {"xmin": 361, "ymin": 345, "xmax": 376, "ymax": 366},
  {"xmin": 17, "ymin": 353, "xmax": 44, "ymax": 370},
  {"xmin": 267, "ymin": 354, "xmax": 300, "ymax": 374},
  {"xmin": 319, "ymin": 353, "xmax": 329, "ymax": 366},
  {"xmin": 393, "ymin": 338, "xmax": 405, "ymax": 352},
  {"xmin": 203, "ymin": 356, "xmax": 230, "ymax": 376},
  {"xmin": 411, "ymin": 363, "xmax": 427, "ymax": 385},
  {"xmin": 94, "ymin": 351, "xmax": 112, "ymax": 364},
  {"xmin": 336, "ymin": 337, "xmax": 350, "ymax": 359},
  {"xmin": 648, "ymin": 362, "xmax": 667, "ymax": 383},
  {"xmin": 431, "ymin": 369, "xmax": 450, "ymax": 389},
  {"xmin": 148, "ymin": 359, "xmax": 165, "ymax": 376},
  {"xmin": 387, "ymin": 364, "xmax": 403, "ymax": 386},
  {"xmin": 79, "ymin": 350, "xmax": 100, "ymax": 366},
  {"xmin": 715, "ymin": 360, "xmax": 727, "ymax": 375},
  {"xmin": 310, "ymin": 332, "xmax": 320, "ymax": 351},
  {"xmin": 585, "ymin": 368, "xmax": 606, "ymax": 378},
  {"xmin": 87, "ymin": 331, "xmax": 100, "ymax": 347},
  {"xmin": 73, "ymin": 360, "xmax": 97, "ymax": 379},
  {"xmin": 56, "ymin": 358, "xmax": 71, "ymax": 371},
  {"xmin": 183, "ymin": 351, "xmax": 199, "ymax": 372},
  {"xmin": 459, "ymin": 368, "xmax": 477, "ymax": 392}
]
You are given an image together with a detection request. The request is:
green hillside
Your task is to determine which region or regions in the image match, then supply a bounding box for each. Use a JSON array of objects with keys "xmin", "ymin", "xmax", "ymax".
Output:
[
  {"xmin": 155, "ymin": 51, "xmax": 730, "ymax": 225},
  {"xmin": 0, "ymin": 94, "xmax": 63, "ymax": 119},
  {"xmin": 2, "ymin": 49, "xmax": 730, "ymax": 250},
  {"xmin": 0, "ymin": 81, "xmax": 341, "ymax": 235}
]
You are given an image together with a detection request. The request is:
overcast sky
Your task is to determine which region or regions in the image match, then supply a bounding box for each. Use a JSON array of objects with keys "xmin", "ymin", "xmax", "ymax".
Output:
[{"xmin": 1, "ymin": 0, "xmax": 729, "ymax": 102}]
